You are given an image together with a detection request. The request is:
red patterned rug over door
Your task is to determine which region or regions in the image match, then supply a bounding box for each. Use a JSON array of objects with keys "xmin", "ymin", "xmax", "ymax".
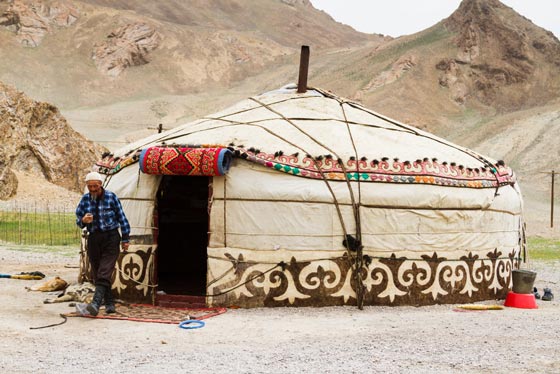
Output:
[{"xmin": 139, "ymin": 146, "xmax": 233, "ymax": 176}]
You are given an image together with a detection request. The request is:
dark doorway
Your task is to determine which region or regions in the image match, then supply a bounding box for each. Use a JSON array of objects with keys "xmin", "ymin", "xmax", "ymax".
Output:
[{"xmin": 156, "ymin": 176, "xmax": 209, "ymax": 296}]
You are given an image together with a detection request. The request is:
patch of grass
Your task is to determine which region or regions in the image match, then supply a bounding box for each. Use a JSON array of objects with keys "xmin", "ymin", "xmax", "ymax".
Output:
[
  {"xmin": 392, "ymin": 25, "xmax": 451, "ymax": 55},
  {"xmin": 343, "ymin": 68, "xmax": 370, "ymax": 82},
  {"xmin": 367, "ymin": 24, "xmax": 452, "ymax": 66},
  {"xmin": 0, "ymin": 211, "xmax": 80, "ymax": 246},
  {"xmin": 527, "ymin": 237, "xmax": 560, "ymax": 261}
]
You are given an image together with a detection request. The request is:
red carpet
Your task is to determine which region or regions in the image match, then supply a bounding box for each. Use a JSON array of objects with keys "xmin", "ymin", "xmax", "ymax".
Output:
[{"xmin": 65, "ymin": 303, "xmax": 227, "ymax": 324}]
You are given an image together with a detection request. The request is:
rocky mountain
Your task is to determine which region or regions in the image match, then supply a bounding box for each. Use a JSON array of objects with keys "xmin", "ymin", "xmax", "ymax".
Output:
[
  {"xmin": 0, "ymin": 0, "xmax": 386, "ymax": 108},
  {"xmin": 91, "ymin": 22, "xmax": 161, "ymax": 77},
  {"xmin": 0, "ymin": 0, "xmax": 79, "ymax": 47},
  {"xmin": 0, "ymin": 81, "xmax": 105, "ymax": 198},
  {"xmin": 442, "ymin": 0, "xmax": 560, "ymax": 110},
  {"xmin": 310, "ymin": 0, "xmax": 560, "ymax": 132}
]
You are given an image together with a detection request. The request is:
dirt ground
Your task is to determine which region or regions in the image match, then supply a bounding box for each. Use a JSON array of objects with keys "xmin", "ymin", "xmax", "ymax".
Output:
[{"xmin": 0, "ymin": 245, "xmax": 559, "ymax": 374}]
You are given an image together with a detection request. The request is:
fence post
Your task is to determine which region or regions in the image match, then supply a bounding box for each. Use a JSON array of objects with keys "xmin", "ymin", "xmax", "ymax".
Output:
[
  {"xmin": 47, "ymin": 204, "xmax": 53, "ymax": 246},
  {"xmin": 18, "ymin": 207, "xmax": 22, "ymax": 244},
  {"xmin": 34, "ymin": 202, "xmax": 38, "ymax": 245},
  {"xmin": 552, "ymin": 170, "xmax": 555, "ymax": 228}
]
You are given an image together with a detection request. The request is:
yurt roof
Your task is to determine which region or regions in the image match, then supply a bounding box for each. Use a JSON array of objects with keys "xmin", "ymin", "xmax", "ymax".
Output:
[{"xmin": 97, "ymin": 84, "xmax": 515, "ymax": 188}]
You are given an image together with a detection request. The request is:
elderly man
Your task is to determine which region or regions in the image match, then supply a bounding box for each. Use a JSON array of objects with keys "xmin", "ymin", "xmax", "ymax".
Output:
[{"xmin": 75, "ymin": 171, "xmax": 130, "ymax": 316}]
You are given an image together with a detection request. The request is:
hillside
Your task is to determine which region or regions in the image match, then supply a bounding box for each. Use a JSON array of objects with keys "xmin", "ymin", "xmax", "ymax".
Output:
[
  {"xmin": 0, "ymin": 0, "xmax": 386, "ymax": 109},
  {"xmin": 310, "ymin": 0, "xmax": 560, "ymax": 131}
]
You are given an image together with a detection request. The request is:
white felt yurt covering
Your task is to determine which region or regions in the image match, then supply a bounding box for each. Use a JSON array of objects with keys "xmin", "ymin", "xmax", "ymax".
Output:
[{"xmin": 86, "ymin": 85, "xmax": 524, "ymax": 308}]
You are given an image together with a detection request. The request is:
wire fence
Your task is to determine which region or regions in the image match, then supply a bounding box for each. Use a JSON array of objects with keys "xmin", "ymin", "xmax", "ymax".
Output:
[{"xmin": 0, "ymin": 202, "xmax": 80, "ymax": 246}]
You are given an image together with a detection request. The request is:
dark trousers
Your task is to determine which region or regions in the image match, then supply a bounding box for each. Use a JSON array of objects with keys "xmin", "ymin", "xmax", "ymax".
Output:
[{"xmin": 87, "ymin": 229, "xmax": 120, "ymax": 288}]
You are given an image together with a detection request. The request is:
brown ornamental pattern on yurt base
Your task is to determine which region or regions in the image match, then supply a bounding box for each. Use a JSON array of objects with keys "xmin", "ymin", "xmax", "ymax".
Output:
[
  {"xmin": 114, "ymin": 246, "xmax": 156, "ymax": 302},
  {"xmin": 208, "ymin": 248, "xmax": 516, "ymax": 307},
  {"xmin": 104, "ymin": 248, "xmax": 516, "ymax": 307}
]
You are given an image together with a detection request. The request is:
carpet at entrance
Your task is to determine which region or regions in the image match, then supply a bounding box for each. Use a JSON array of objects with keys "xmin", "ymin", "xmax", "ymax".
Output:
[{"xmin": 65, "ymin": 303, "xmax": 227, "ymax": 324}]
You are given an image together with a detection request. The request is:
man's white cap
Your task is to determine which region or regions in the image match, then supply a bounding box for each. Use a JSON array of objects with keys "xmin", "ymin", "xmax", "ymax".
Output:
[{"xmin": 85, "ymin": 171, "xmax": 103, "ymax": 182}]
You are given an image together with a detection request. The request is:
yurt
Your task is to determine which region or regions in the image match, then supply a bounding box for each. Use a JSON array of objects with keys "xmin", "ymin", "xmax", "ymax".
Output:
[{"xmin": 83, "ymin": 83, "xmax": 524, "ymax": 309}]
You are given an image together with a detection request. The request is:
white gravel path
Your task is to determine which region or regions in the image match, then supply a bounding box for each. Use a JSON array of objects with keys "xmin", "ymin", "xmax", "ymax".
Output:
[{"xmin": 0, "ymin": 245, "xmax": 559, "ymax": 374}]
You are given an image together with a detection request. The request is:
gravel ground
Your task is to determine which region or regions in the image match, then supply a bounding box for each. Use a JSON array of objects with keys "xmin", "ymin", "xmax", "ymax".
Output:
[{"xmin": 0, "ymin": 244, "xmax": 559, "ymax": 373}]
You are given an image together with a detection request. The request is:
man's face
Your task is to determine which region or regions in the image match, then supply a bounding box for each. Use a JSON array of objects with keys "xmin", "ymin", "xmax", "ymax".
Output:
[{"xmin": 86, "ymin": 181, "xmax": 102, "ymax": 197}]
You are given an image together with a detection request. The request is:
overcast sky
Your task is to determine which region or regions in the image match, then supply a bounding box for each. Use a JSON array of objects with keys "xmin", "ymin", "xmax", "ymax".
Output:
[{"xmin": 309, "ymin": 0, "xmax": 560, "ymax": 39}]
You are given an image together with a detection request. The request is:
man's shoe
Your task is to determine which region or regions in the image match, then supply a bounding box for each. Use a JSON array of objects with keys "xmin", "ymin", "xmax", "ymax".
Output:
[
  {"xmin": 86, "ymin": 302, "xmax": 100, "ymax": 316},
  {"xmin": 103, "ymin": 286, "xmax": 116, "ymax": 314},
  {"xmin": 542, "ymin": 288, "xmax": 554, "ymax": 301},
  {"xmin": 533, "ymin": 287, "xmax": 541, "ymax": 299},
  {"xmin": 75, "ymin": 302, "xmax": 103, "ymax": 316},
  {"xmin": 76, "ymin": 302, "xmax": 95, "ymax": 316}
]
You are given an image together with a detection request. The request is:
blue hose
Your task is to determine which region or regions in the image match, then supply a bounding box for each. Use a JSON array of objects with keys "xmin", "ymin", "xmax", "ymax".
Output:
[{"xmin": 179, "ymin": 319, "xmax": 205, "ymax": 329}]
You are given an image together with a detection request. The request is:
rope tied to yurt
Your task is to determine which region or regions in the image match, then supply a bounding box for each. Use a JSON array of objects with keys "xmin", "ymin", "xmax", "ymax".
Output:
[
  {"xmin": 110, "ymin": 258, "xmax": 285, "ymax": 299},
  {"xmin": 328, "ymin": 87, "xmax": 516, "ymax": 202},
  {"xmin": 206, "ymin": 265, "xmax": 235, "ymax": 288},
  {"xmin": 248, "ymin": 96, "xmax": 367, "ymax": 309},
  {"xmin": 208, "ymin": 108, "xmax": 358, "ymax": 264},
  {"xmin": 520, "ymin": 221, "xmax": 528, "ymax": 264},
  {"xmin": 205, "ymin": 261, "xmax": 286, "ymax": 297},
  {"xmin": 209, "ymin": 252, "xmax": 520, "ymax": 265},
  {"xmin": 339, "ymin": 98, "xmax": 366, "ymax": 309}
]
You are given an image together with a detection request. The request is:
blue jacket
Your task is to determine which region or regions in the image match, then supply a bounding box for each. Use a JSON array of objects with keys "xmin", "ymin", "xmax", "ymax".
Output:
[{"xmin": 75, "ymin": 189, "xmax": 131, "ymax": 242}]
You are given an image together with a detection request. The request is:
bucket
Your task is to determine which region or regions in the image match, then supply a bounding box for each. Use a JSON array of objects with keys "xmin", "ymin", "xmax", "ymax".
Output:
[
  {"xmin": 504, "ymin": 292, "xmax": 538, "ymax": 309},
  {"xmin": 511, "ymin": 269, "xmax": 537, "ymax": 294}
]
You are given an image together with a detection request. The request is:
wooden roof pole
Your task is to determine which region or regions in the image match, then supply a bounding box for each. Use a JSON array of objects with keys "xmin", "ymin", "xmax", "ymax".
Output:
[{"xmin": 297, "ymin": 45, "xmax": 310, "ymax": 93}]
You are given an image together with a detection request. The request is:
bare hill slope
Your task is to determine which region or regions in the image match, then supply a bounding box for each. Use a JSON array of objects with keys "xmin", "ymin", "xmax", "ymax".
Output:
[
  {"xmin": 0, "ymin": 0, "xmax": 386, "ymax": 109},
  {"xmin": 310, "ymin": 0, "xmax": 560, "ymax": 132}
]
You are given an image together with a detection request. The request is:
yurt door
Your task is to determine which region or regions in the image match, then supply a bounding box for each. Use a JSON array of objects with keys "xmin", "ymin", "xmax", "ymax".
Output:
[{"xmin": 155, "ymin": 175, "xmax": 209, "ymax": 303}]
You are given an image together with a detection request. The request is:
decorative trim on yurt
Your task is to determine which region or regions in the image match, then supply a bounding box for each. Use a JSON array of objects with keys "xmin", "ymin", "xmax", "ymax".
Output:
[{"xmin": 205, "ymin": 248, "xmax": 517, "ymax": 308}]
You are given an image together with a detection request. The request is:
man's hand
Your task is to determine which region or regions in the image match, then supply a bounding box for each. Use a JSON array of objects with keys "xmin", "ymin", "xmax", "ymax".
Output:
[
  {"xmin": 82, "ymin": 213, "xmax": 93, "ymax": 224},
  {"xmin": 121, "ymin": 242, "xmax": 130, "ymax": 251}
]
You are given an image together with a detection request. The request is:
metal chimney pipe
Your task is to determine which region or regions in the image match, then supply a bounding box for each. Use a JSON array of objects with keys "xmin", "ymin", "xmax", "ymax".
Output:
[{"xmin": 297, "ymin": 45, "xmax": 310, "ymax": 93}]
